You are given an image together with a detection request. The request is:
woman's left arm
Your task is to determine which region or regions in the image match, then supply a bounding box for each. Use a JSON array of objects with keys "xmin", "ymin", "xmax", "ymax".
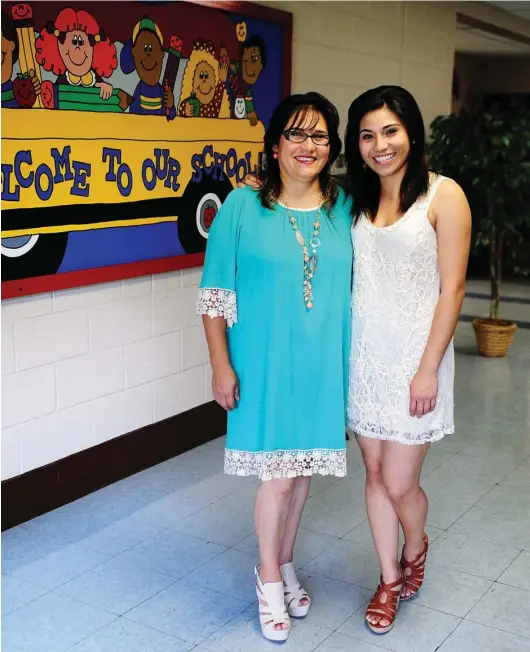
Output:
[{"xmin": 409, "ymin": 180, "xmax": 471, "ymax": 417}]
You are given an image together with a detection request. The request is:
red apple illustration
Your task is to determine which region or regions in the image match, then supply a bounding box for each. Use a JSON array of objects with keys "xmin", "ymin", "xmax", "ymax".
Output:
[
  {"xmin": 203, "ymin": 206, "xmax": 216, "ymax": 230},
  {"xmin": 170, "ymin": 35, "xmax": 183, "ymax": 53},
  {"xmin": 13, "ymin": 73, "xmax": 36, "ymax": 107}
]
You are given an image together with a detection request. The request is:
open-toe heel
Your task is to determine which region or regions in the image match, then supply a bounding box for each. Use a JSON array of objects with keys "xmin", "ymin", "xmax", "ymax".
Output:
[
  {"xmin": 400, "ymin": 533, "xmax": 429, "ymax": 601},
  {"xmin": 365, "ymin": 575, "xmax": 402, "ymax": 635},
  {"xmin": 255, "ymin": 565, "xmax": 291, "ymax": 642},
  {"xmin": 280, "ymin": 561, "xmax": 311, "ymax": 618}
]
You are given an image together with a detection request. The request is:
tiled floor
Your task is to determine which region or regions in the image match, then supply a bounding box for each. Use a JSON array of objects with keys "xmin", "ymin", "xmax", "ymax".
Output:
[{"xmin": 2, "ymin": 317, "xmax": 530, "ymax": 652}]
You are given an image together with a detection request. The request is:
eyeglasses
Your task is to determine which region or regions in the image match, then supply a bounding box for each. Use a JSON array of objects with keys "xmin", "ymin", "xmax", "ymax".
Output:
[{"xmin": 282, "ymin": 129, "xmax": 330, "ymax": 146}]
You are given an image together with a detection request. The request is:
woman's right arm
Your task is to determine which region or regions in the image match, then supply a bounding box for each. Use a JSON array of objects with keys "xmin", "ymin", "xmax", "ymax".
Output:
[
  {"xmin": 203, "ymin": 316, "xmax": 239, "ymax": 410},
  {"xmin": 196, "ymin": 189, "xmax": 243, "ymax": 411}
]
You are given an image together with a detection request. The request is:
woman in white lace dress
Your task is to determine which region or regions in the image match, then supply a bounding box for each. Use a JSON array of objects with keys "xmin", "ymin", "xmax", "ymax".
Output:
[{"xmin": 344, "ymin": 86, "xmax": 471, "ymax": 633}]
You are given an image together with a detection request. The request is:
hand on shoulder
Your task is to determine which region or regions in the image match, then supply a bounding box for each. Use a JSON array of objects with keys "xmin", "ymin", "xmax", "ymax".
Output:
[{"xmin": 237, "ymin": 174, "xmax": 263, "ymax": 190}]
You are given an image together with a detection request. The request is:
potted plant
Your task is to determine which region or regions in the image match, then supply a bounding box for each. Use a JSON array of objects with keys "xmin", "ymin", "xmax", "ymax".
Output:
[{"xmin": 428, "ymin": 100, "xmax": 530, "ymax": 357}]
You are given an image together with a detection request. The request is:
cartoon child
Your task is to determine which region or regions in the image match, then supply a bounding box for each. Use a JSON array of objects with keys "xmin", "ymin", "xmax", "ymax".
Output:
[
  {"xmin": 1, "ymin": 9, "xmax": 41, "ymax": 108},
  {"xmin": 227, "ymin": 29, "xmax": 266, "ymax": 126},
  {"xmin": 120, "ymin": 17, "xmax": 176, "ymax": 119},
  {"xmin": 36, "ymin": 8, "xmax": 117, "ymax": 102},
  {"xmin": 178, "ymin": 40, "xmax": 229, "ymax": 119}
]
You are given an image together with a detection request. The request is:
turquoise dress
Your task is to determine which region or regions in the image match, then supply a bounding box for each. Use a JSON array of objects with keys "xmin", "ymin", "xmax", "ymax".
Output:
[{"xmin": 197, "ymin": 186, "xmax": 353, "ymax": 480}]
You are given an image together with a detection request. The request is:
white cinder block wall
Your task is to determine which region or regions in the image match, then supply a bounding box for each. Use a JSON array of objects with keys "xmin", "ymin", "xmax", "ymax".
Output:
[
  {"xmin": 2, "ymin": 270, "xmax": 212, "ymax": 479},
  {"xmin": 268, "ymin": 1, "xmax": 456, "ymax": 131},
  {"xmin": 2, "ymin": 1, "xmax": 460, "ymax": 479}
]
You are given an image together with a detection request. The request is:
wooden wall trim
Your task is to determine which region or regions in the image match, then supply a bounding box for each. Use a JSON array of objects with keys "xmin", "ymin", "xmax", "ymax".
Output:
[{"xmin": 1, "ymin": 401, "xmax": 227, "ymax": 531}]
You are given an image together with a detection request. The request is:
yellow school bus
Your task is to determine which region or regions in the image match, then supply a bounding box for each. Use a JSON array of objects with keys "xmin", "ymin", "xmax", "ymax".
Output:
[{"xmin": 1, "ymin": 107, "xmax": 265, "ymax": 281}]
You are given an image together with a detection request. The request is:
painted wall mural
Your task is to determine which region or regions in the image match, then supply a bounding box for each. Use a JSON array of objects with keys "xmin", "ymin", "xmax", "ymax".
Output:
[{"xmin": 1, "ymin": 1, "xmax": 292, "ymax": 297}]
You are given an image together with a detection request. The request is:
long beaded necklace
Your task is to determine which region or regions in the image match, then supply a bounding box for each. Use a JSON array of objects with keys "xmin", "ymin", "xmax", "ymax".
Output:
[{"xmin": 282, "ymin": 193, "xmax": 323, "ymax": 310}]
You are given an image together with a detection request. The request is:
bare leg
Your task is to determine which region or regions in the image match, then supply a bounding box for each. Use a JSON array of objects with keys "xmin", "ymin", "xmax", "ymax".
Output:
[
  {"xmin": 278, "ymin": 476, "xmax": 312, "ymax": 608},
  {"xmin": 382, "ymin": 441, "xmax": 430, "ymax": 598},
  {"xmin": 279, "ymin": 476, "xmax": 311, "ymax": 565},
  {"xmin": 357, "ymin": 435, "xmax": 401, "ymax": 628},
  {"xmin": 254, "ymin": 477, "xmax": 295, "ymax": 631}
]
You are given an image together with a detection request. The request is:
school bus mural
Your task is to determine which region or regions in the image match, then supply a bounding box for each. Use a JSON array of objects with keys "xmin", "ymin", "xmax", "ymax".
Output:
[{"xmin": 1, "ymin": 1, "xmax": 291, "ymax": 297}]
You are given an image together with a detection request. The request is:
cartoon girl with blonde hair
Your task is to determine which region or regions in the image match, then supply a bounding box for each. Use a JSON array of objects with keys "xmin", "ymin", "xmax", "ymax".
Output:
[
  {"xmin": 178, "ymin": 39, "xmax": 229, "ymax": 118},
  {"xmin": 36, "ymin": 8, "xmax": 117, "ymax": 101}
]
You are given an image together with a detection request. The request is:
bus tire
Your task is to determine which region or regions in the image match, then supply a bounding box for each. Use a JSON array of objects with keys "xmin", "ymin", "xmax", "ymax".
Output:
[
  {"xmin": 178, "ymin": 176, "xmax": 234, "ymax": 254},
  {"xmin": 1, "ymin": 233, "xmax": 69, "ymax": 281}
]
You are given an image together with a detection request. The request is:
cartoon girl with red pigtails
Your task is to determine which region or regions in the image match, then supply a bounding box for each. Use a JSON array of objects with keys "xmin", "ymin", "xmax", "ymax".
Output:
[{"xmin": 36, "ymin": 8, "xmax": 117, "ymax": 101}]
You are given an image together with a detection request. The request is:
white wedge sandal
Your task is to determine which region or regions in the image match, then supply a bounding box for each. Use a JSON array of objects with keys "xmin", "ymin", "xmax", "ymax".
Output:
[
  {"xmin": 280, "ymin": 561, "xmax": 312, "ymax": 618},
  {"xmin": 255, "ymin": 565, "xmax": 291, "ymax": 642}
]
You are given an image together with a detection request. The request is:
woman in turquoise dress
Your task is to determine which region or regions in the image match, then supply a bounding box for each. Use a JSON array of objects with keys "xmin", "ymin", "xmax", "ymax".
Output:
[{"xmin": 197, "ymin": 92, "xmax": 352, "ymax": 642}]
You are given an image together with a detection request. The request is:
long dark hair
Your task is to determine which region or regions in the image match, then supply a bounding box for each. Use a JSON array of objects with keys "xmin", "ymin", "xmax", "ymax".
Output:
[
  {"xmin": 344, "ymin": 85, "xmax": 429, "ymax": 222},
  {"xmin": 259, "ymin": 92, "xmax": 342, "ymax": 210}
]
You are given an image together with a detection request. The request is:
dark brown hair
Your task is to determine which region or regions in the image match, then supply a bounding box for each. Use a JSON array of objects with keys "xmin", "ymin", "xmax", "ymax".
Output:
[
  {"xmin": 259, "ymin": 92, "xmax": 342, "ymax": 210},
  {"xmin": 344, "ymin": 85, "xmax": 429, "ymax": 223}
]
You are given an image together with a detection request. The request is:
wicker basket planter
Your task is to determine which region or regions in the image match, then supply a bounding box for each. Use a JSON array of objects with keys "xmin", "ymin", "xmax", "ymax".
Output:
[{"xmin": 472, "ymin": 318, "xmax": 517, "ymax": 357}]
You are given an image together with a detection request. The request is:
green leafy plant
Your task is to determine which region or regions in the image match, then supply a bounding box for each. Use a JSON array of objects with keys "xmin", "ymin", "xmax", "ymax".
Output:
[{"xmin": 428, "ymin": 101, "xmax": 530, "ymax": 321}]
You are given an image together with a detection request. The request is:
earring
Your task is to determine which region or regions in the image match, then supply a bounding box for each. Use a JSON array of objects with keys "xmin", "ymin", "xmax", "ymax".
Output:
[{"xmin": 273, "ymin": 152, "xmax": 278, "ymax": 159}]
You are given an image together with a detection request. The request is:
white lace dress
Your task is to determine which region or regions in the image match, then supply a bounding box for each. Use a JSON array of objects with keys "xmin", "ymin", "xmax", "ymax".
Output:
[{"xmin": 347, "ymin": 174, "xmax": 454, "ymax": 444}]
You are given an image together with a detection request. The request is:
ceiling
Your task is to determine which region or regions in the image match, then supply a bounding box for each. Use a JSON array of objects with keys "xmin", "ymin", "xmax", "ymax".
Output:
[
  {"xmin": 457, "ymin": 1, "xmax": 530, "ymax": 54},
  {"xmin": 456, "ymin": 24, "xmax": 530, "ymax": 54},
  {"xmin": 487, "ymin": 1, "xmax": 530, "ymax": 20}
]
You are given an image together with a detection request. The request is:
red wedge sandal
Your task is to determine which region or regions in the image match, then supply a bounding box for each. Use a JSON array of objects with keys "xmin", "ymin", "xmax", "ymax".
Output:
[
  {"xmin": 400, "ymin": 532, "xmax": 429, "ymax": 600},
  {"xmin": 365, "ymin": 575, "xmax": 403, "ymax": 635}
]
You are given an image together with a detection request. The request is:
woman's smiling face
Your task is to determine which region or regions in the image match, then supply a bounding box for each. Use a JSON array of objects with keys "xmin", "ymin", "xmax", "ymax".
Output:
[
  {"xmin": 275, "ymin": 109, "xmax": 331, "ymax": 186},
  {"xmin": 359, "ymin": 106, "xmax": 411, "ymax": 178}
]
